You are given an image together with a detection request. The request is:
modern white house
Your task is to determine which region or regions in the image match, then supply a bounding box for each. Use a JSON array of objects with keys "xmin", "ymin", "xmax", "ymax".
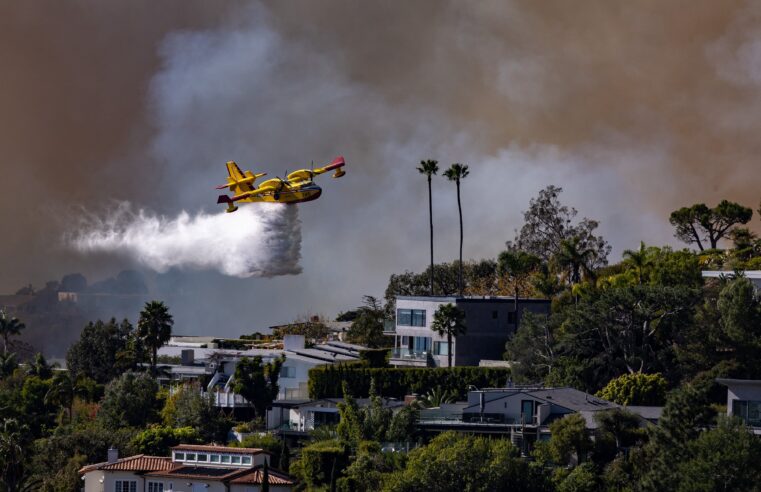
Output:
[
  {"xmin": 389, "ymin": 296, "xmax": 551, "ymax": 367},
  {"xmin": 80, "ymin": 444, "xmax": 294, "ymax": 492},
  {"xmin": 717, "ymin": 378, "xmax": 761, "ymax": 433},
  {"xmin": 156, "ymin": 336, "xmax": 363, "ymax": 407},
  {"xmin": 702, "ymin": 270, "xmax": 761, "ymax": 290}
]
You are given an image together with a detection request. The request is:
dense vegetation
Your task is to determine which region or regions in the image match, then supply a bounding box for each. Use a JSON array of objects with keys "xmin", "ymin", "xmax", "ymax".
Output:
[
  {"xmin": 308, "ymin": 364, "xmax": 511, "ymax": 399},
  {"xmin": 2, "ymin": 183, "xmax": 761, "ymax": 491}
]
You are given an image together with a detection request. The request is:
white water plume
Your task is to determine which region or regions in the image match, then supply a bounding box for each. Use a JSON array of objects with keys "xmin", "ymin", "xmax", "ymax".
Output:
[{"xmin": 70, "ymin": 202, "xmax": 302, "ymax": 277}]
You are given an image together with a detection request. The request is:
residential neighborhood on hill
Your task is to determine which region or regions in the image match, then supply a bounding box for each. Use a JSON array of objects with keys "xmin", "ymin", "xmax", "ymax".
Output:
[{"xmin": 5, "ymin": 184, "xmax": 761, "ymax": 490}]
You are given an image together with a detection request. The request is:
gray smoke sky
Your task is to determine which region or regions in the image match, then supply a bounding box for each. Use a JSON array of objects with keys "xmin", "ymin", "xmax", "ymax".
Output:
[{"xmin": 2, "ymin": 1, "xmax": 761, "ymax": 336}]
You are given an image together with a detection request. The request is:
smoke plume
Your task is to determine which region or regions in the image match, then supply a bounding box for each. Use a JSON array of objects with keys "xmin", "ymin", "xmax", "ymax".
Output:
[
  {"xmin": 71, "ymin": 203, "xmax": 301, "ymax": 278},
  {"xmin": 5, "ymin": 1, "xmax": 761, "ymax": 335}
]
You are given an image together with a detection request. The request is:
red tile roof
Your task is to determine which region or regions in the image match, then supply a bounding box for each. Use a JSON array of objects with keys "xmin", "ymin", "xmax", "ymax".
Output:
[
  {"xmin": 147, "ymin": 465, "xmax": 295, "ymax": 485},
  {"xmin": 79, "ymin": 455, "xmax": 172, "ymax": 474},
  {"xmin": 172, "ymin": 444, "xmax": 267, "ymax": 454},
  {"xmin": 230, "ymin": 467, "xmax": 295, "ymax": 485}
]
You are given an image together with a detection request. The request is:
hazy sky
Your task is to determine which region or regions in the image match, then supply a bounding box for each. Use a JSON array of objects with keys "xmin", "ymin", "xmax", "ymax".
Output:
[{"xmin": 2, "ymin": 1, "xmax": 761, "ymax": 335}]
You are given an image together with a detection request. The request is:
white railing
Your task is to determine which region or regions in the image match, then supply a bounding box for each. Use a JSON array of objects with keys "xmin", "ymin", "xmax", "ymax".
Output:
[{"xmin": 202, "ymin": 391, "xmax": 251, "ymax": 408}]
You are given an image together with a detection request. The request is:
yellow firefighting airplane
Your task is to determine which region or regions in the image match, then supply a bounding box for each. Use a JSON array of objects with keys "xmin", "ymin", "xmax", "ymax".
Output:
[{"xmin": 216, "ymin": 156, "xmax": 346, "ymax": 213}]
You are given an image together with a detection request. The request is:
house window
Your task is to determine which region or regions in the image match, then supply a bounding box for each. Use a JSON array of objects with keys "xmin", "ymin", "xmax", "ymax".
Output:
[
  {"xmin": 433, "ymin": 341, "xmax": 449, "ymax": 356},
  {"xmin": 231, "ymin": 455, "xmax": 242, "ymax": 464},
  {"xmin": 115, "ymin": 480, "xmax": 137, "ymax": 492},
  {"xmin": 148, "ymin": 482, "xmax": 164, "ymax": 492},
  {"xmin": 281, "ymin": 366, "xmax": 294, "ymax": 378},
  {"xmin": 241, "ymin": 456, "xmax": 252, "ymax": 465},
  {"xmin": 507, "ymin": 311, "xmax": 517, "ymax": 324},
  {"xmin": 174, "ymin": 452, "xmax": 185, "ymax": 461},
  {"xmin": 411, "ymin": 309, "xmax": 426, "ymax": 326},
  {"xmin": 397, "ymin": 309, "xmax": 412, "ymax": 325},
  {"xmin": 185, "ymin": 453, "xmax": 196, "ymax": 461},
  {"xmin": 397, "ymin": 309, "xmax": 426, "ymax": 326},
  {"xmin": 521, "ymin": 400, "xmax": 535, "ymax": 424},
  {"xmin": 733, "ymin": 400, "xmax": 761, "ymax": 427},
  {"xmin": 412, "ymin": 336, "xmax": 431, "ymax": 353},
  {"xmin": 210, "ymin": 454, "xmax": 220, "ymax": 463},
  {"xmin": 221, "ymin": 454, "xmax": 231, "ymax": 464},
  {"xmin": 197, "ymin": 454, "xmax": 208, "ymax": 462}
]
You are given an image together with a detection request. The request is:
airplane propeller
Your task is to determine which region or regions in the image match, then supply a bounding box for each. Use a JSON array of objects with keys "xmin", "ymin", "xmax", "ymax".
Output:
[{"xmin": 273, "ymin": 175, "xmax": 289, "ymax": 200}]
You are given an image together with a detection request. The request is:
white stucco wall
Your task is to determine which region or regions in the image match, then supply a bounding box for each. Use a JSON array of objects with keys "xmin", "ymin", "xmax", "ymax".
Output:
[
  {"xmin": 464, "ymin": 391, "xmax": 571, "ymax": 423},
  {"xmin": 230, "ymin": 485, "xmax": 292, "ymax": 492},
  {"xmin": 395, "ymin": 298, "xmax": 450, "ymax": 366},
  {"xmin": 161, "ymin": 479, "xmax": 227, "ymax": 492},
  {"xmin": 723, "ymin": 381, "xmax": 761, "ymax": 416}
]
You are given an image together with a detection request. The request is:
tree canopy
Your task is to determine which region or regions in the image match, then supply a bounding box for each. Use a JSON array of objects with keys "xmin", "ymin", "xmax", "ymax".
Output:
[
  {"xmin": 232, "ymin": 356, "xmax": 284, "ymax": 419},
  {"xmin": 669, "ymin": 200, "xmax": 753, "ymax": 250}
]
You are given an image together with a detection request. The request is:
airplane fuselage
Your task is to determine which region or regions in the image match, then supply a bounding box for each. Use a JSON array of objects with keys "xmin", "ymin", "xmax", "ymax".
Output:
[
  {"xmin": 217, "ymin": 156, "xmax": 344, "ymax": 212},
  {"xmin": 235, "ymin": 180, "xmax": 322, "ymax": 204}
]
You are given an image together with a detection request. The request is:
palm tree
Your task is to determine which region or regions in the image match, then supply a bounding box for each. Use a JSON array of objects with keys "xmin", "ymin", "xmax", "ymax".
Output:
[
  {"xmin": 0, "ymin": 352, "xmax": 18, "ymax": 378},
  {"xmin": 417, "ymin": 159, "xmax": 440, "ymax": 295},
  {"xmin": 443, "ymin": 163, "xmax": 470, "ymax": 296},
  {"xmin": 555, "ymin": 237, "xmax": 597, "ymax": 286},
  {"xmin": 0, "ymin": 311, "xmax": 24, "ymax": 356},
  {"xmin": 418, "ymin": 387, "xmax": 456, "ymax": 408},
  {"xmin": 45, "ymin": 372, "xmax": 85, "ymax": 425},
  {"xmin": 431, "ymin": 303, "xmax": 467, "ymax": 367},
  {"xmin": 622, "ymin": 241, "xmax": 649, "ymax": 285},
  {"xmin": 0, "ymin": 418, "xmax": 39, "ymax": 491},
  {"xmin": 27, "ymin": 353, "xmax": 53, "ymax": 379},
  {"xmin": 137, "ymin": 301, "xmax": 174, "ymax": 373}
]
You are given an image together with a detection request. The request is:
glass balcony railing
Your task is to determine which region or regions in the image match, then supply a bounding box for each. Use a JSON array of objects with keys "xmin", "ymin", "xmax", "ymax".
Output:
[
  {"xmin": 391, "ymin": 348, "xmax": 428, "ymax": 360},
  {"xmin": 383, "ymin": 320, "xmax": 396, "ymax": 334}
]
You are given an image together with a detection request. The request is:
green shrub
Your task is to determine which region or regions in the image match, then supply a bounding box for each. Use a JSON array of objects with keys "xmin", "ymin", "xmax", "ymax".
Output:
[
  {"xmin": 597, "ymin": 372, "xmax": 668, "ymax": 406},
  {"xmin": 308, "ymin": 364, "xmax": 511, "ymax": 399},
  {"xmin": 294, "ymin": 439, "xmax": 350, "ymax": 489},
  {"xmin": 744, "ymin": 257, "xmax": 761, "ymax": 270},
  {"xmin": 359, "ymin": 349, "xmax": 390, "ymax": 368},
  {"xmin": 131, "ymin": 426, "xmax": 200, "ymax": 455}
]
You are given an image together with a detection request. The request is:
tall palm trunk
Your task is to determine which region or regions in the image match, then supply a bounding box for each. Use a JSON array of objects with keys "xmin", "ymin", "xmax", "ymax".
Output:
[
  {"xmin": 514, "ymin": 286, "xmax": 519, "ymax": 331},
  {"xmin": 456, "ymin": 181, "xmax": 463, "ymax": 297},
  {"xmin": 427, "ymin": 175, "xmax": 434, "ymax": 296},
  {"xmin": 447, "ymin": 332, "xmax": 453, "ymax": 368}
]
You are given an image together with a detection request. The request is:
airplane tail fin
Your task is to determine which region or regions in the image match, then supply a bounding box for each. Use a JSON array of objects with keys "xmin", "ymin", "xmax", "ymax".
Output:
[{"xmin": 216, "ymin": 194, "xmax": 238, "ymax": 213}]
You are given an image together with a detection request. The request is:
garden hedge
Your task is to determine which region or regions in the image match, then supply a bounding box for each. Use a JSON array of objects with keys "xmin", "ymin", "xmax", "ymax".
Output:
[{"xmin": 308, "ymin": 364, "xmax": 511, "ymax": 399}]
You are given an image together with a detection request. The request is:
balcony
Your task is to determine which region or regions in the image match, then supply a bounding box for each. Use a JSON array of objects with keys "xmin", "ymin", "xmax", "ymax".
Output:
[
  {"xmin": 391, "ymin": 348, "xmax": 428, "ymax": 360},
  {"xmin": 202, "ymin": 390, "xmax": 251, "ymax": 408}
]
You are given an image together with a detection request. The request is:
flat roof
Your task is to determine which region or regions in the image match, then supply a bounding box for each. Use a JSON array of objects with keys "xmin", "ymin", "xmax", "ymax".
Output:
[
  {"xmin": 716, "ymin": 378, "xmax": 761, "ymax": 386},
  {"xmin": 703, "ymin": 270, "xmax": 761, "ymax": 279},
  {"xmin": 396, "ymin": 295, "xmax": 550, "ymax": 303},
  {"xmin": 172, "ymin": 444, "xmax": 266, "ymax": 454}
]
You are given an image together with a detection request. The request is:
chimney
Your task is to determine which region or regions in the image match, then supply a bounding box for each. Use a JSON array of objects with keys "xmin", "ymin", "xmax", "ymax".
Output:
[
  {"xmin": 107, "ymin": 447, "xmax": 119, "ymax": 464},
  {"xmin": 181, "ymin": 349, "xmax": 194, "ymax": 366},
  {"xmin": 404, "ymin": 394, "xmax": 418, "ymax": 406}
]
